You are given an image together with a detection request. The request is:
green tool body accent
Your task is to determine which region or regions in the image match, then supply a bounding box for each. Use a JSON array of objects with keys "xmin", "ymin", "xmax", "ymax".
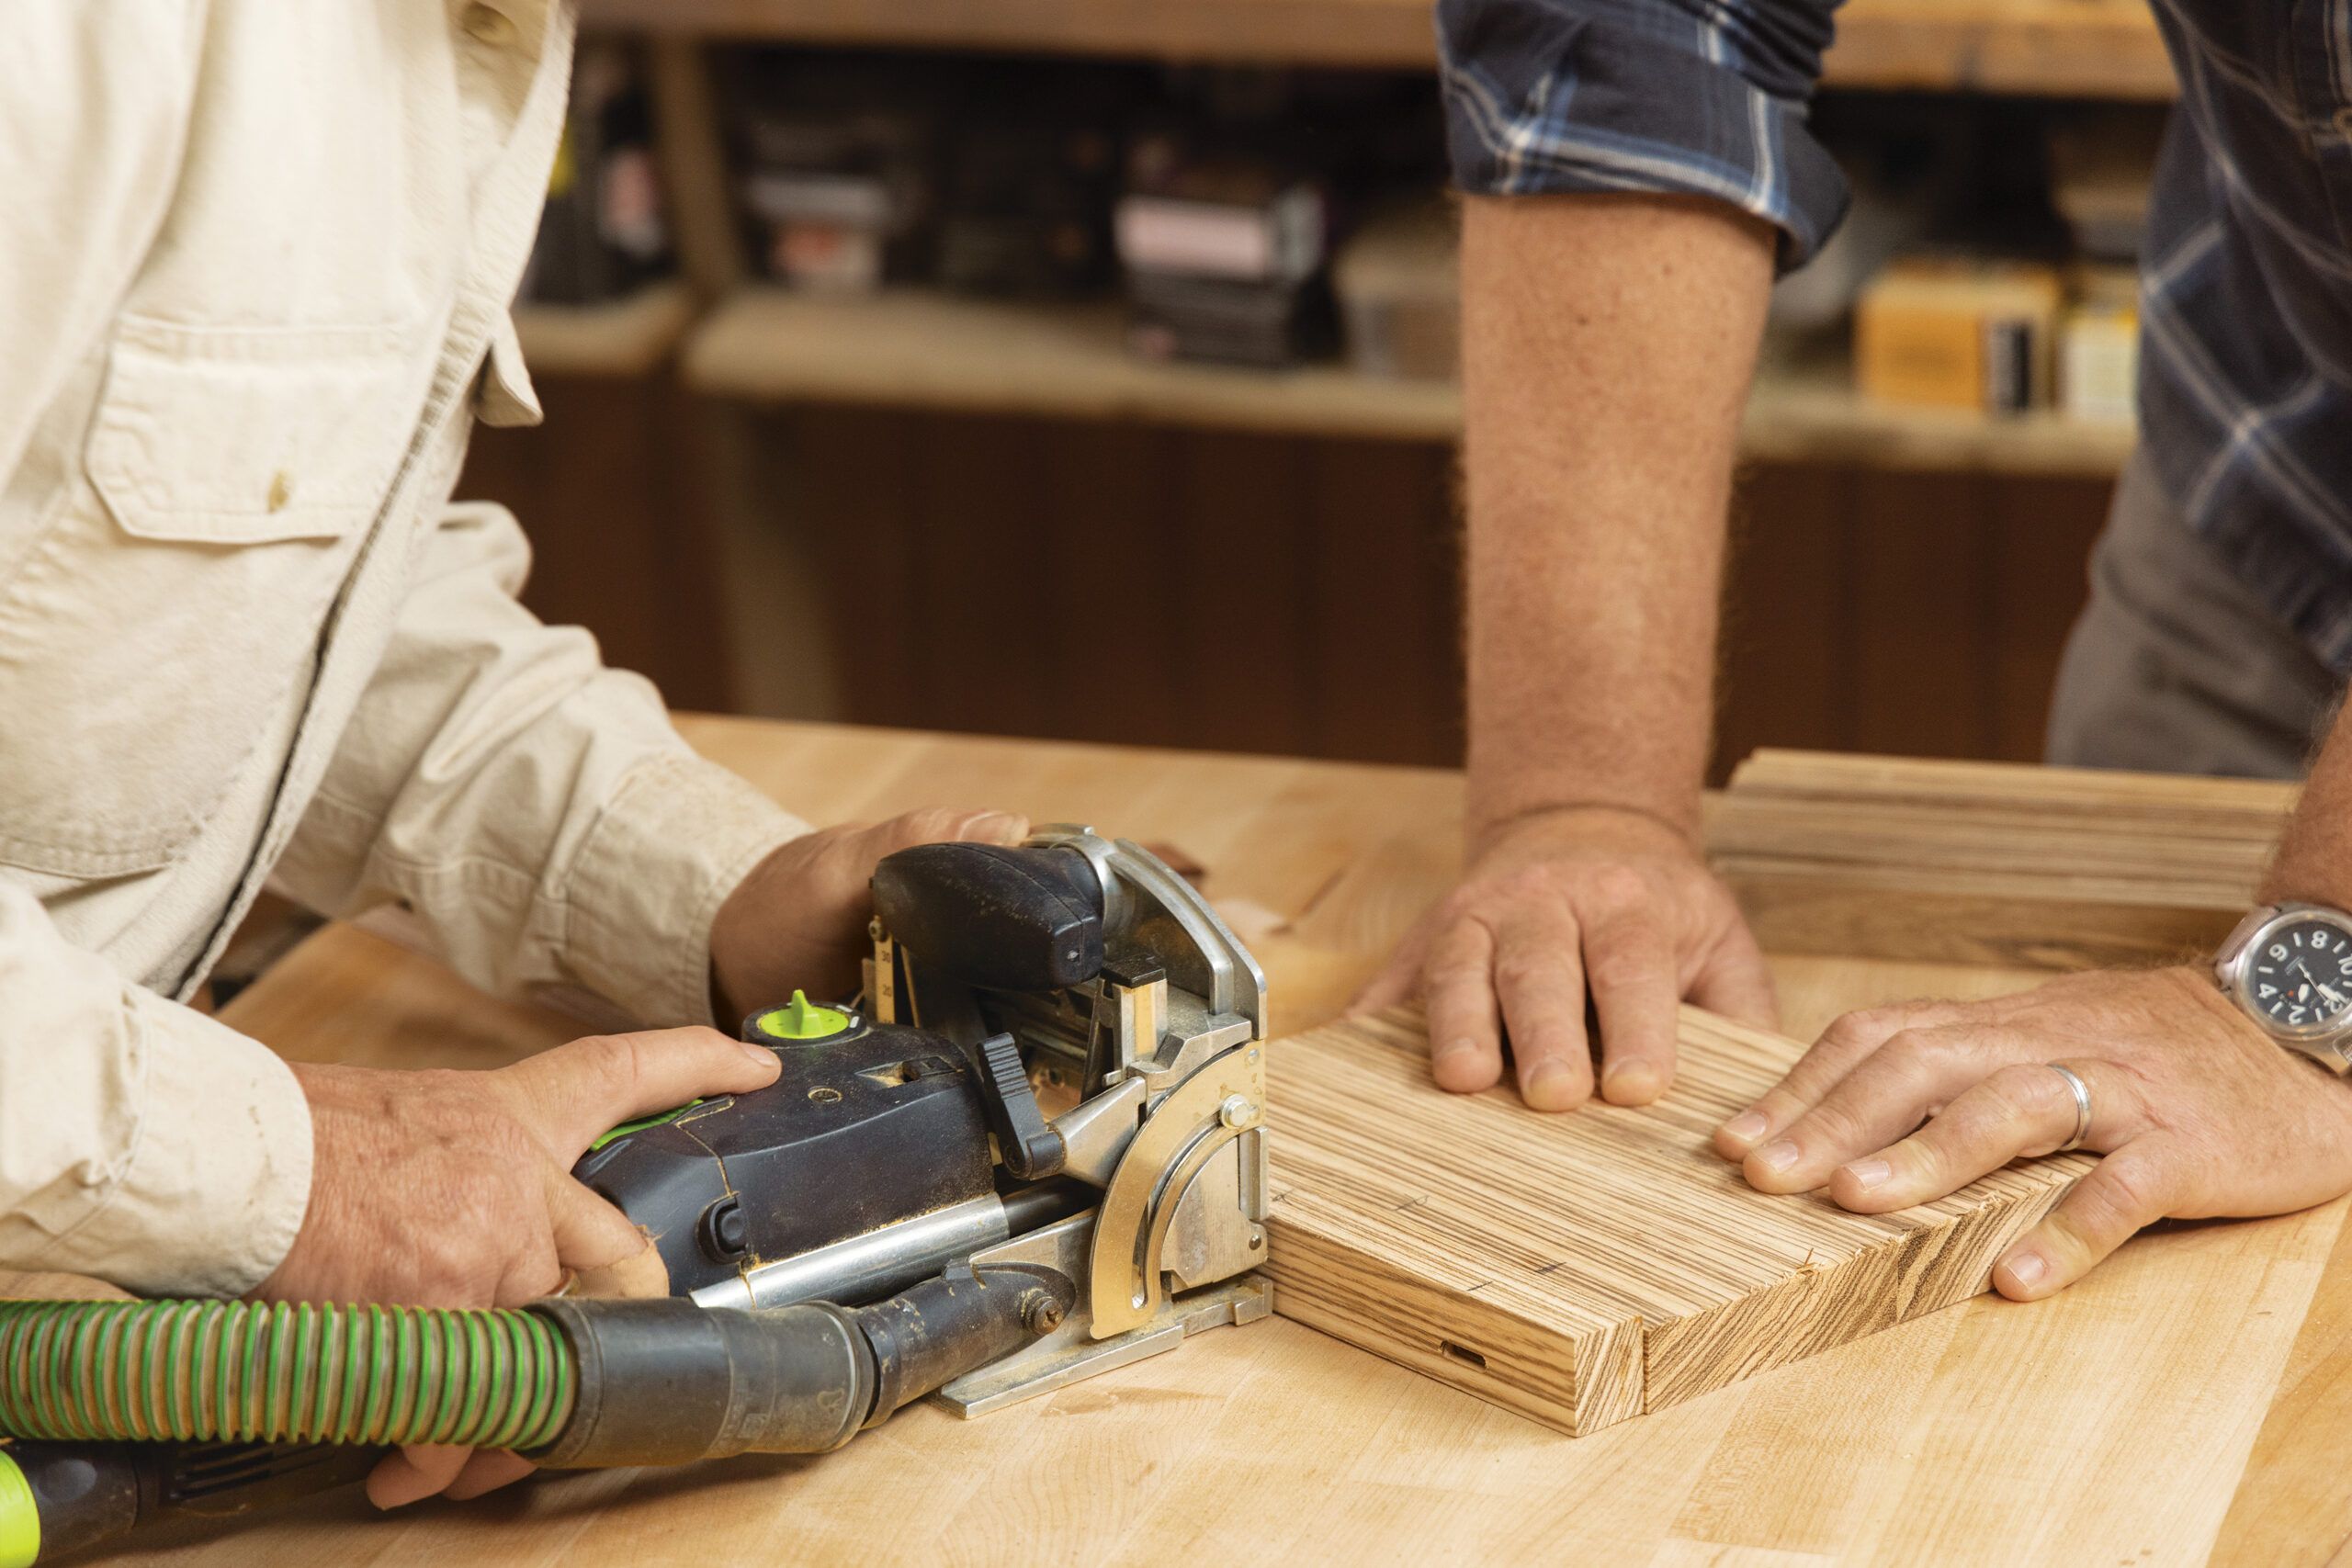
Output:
[
  {"xmin": 589, "ymin": 1100, "xmax": 709, "ymax": 1152},
  {"xmin": 0, "ymin": 1451, "xmax": 37, "ymax": 1568},
  {"xmin": 590, "ymin": 992, "xmax": 846, "ymax": 1154}
]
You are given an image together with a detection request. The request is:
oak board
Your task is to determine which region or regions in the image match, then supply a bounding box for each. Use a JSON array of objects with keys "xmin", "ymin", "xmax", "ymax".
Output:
[{"xmin": 1265, "ymin": 1004, "xmax": 2089, "ymax": 1436}]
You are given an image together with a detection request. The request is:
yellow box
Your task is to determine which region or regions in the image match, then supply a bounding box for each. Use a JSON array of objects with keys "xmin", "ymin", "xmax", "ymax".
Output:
[{"xmin": 1856, "ymin": 259, "xmax": 2064, "ymax": 413}]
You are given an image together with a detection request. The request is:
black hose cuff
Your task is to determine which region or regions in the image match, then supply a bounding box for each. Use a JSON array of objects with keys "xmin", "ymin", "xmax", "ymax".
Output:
[{"xmin": 528, "ymin": 1298, "xmax": 873, "ymax": 1468}]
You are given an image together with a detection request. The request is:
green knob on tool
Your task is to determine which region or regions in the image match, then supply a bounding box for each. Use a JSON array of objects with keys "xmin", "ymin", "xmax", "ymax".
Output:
[{"xmin": 754, "ymin": 989, "xmax": 851, "ymax": 1043}]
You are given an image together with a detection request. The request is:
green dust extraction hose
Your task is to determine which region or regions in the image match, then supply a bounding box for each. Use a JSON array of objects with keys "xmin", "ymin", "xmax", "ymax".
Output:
[
  {"xmin": 0, "ymin": 1298, "xmax": 574, "ymax": 1451},
  {"xmin": 0, "ymin": 1268, "xmax": 1062, "ymax": 1565}
]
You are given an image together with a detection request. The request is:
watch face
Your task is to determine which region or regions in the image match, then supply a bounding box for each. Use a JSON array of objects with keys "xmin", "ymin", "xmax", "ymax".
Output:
[{"xmin": 2245, "ymin": 913, "xmax": 2352, "ymax": 1037}]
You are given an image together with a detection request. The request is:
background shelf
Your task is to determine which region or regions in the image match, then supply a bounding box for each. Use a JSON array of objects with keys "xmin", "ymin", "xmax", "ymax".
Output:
[
  {"xmin": 681, "ymin": 286, "xmax": 2134, "ymax": 476},
  {"xmin": 582, "ymin": 0, "xmax": 2177, "ymax": 99},
  {"xmin": 514, "ymin": 280, "xmax": 699, "ymax": 377}
]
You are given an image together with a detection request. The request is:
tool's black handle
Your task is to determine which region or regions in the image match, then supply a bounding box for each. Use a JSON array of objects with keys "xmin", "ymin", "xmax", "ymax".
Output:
[{"xmin": 870, "ymin": 843, "xmax": 1104, "ymax": 991}]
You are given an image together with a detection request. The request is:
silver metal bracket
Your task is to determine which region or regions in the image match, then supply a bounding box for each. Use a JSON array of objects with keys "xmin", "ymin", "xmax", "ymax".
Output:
[{"xmin": 934, "ymin": 1212, "xmax": 1273, "ymax": 1417}]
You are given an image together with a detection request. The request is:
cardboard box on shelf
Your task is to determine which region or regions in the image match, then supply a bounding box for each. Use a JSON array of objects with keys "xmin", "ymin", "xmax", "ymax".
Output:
[
  {"xmin": 1856, "ymin": 258, "xmax": 2064, "ymax": 413},
  {"xmin": 2059, "ymin": 265, "xmax": 2141, "ymax": 425}
]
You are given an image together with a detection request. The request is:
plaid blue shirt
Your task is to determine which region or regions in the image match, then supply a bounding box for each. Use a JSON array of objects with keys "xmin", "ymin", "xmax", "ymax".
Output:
[{"xmin": 1441, "ymin": 0, "xmax": 2352, "ymax": 670}]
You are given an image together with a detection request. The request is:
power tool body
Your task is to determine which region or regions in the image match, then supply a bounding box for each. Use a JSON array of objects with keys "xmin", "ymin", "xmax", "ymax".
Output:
[
  {"xmin": 582, "ymin": 823, "xmax": 1273, "ymax": 1411},
  {"xmin": 0, "ymin": 828, "xmax": 1270, "ymax": 1561}
]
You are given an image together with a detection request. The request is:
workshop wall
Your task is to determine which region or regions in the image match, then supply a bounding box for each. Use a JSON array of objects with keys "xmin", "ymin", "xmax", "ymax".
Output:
[
  {"xmin": 467, "ymin": 392, "xmax": 2109, "ymax": 775},
  {"xmin": 463, "ymin": 377, "xmax": 738, "ymax": 715}
]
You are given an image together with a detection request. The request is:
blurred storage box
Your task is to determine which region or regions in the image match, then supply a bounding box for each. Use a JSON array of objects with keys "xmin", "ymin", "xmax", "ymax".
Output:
[
  {"xmin": 525, "ymin": 43, "xmax": 673, "ymax": 305},
  {"xmin": 1856, "ymin": 258, "xmax": 2062, "ymax": 413},
  {"xmin": 2048, "ymin": 112, "xmax": 2164, "ymax": 265},
  {"xmin": 2059, "ymin": 265, "xmax": 2140, "ymax": 424},
  {"xmin": 743, "ymin": 167, "xmax": 917, "ymax": 290},
  {"xmin": 1117, "ymin": 135, "xmax": 1335, "ymax": 366},
  {"xmin": 935, "ymin": 120, "xmax": 1121, "ymax": 297},
  {"xmin": 730, "ymin": 65, "xmax": 932, "ymax": 291},
  {"xmin": 1331, "ymin": 198, "xmax": 1459, "ymax": 382}
]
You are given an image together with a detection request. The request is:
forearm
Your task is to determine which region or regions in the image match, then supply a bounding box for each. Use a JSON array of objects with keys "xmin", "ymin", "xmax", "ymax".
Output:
[
  {"xmin": 1461, "ymin": 191, "xmax": 1776, "ymax": 845},
  {"xmin": 2260, "ymin": 694, "xmax": 2352, "ymax": 905}
]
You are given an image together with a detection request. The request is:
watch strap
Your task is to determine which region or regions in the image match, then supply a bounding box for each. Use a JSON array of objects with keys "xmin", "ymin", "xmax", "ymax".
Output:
[{"xmin": 2213, "ymin": 903, "xmax": 2281, "ymax": 987}]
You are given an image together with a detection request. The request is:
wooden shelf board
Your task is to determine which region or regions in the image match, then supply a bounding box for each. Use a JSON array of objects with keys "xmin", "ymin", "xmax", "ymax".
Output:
[
  {"xmin": 681, "ymin": 286, "xmax": 2134, "ymax": 475},
  {"xmin": 582, "ymin": 0, "xmax": 2177, "ymax": 99},
  {"xmin": 514, "ymin": 279, "xmax": 699, "ymax": 377},
  {"xmin": 1826, "ymin": 0, "xmax": 2177, "ymax": 99},
  {"xmin": 683, "ymin": 286, "xmax": 1463, "ymax": 440}
]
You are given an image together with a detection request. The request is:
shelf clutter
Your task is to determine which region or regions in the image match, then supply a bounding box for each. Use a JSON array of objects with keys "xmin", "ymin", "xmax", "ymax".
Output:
[
  {"xmin": 479, "ymin": 15, "xmax": 2178, "ymax": 481},
  {"xmin": 623, "ymin": 51, "xmax": 2149, "ymax": 475},
  {"xmin": 1705, "ymin": 750, "xmax": 2295, "ymax": 971}
]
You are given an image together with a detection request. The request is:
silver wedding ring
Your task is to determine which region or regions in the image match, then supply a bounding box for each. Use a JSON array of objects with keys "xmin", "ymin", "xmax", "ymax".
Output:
[{"xmin": 2046, "ymin": 1064, "xmax": 2093, "ymax": 1154}]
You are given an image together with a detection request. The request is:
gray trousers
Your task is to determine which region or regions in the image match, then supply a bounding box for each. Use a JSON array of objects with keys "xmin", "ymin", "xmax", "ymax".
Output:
[{"xmin": 2045, "ymin": 450, "xmax": 2342, "ymax": 780}]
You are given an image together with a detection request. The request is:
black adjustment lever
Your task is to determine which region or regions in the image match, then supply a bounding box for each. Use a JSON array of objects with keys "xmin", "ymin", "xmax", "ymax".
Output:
[{"xmin": 975, "ymin": 1032, "xmax": 1066, "ymax": 1179}]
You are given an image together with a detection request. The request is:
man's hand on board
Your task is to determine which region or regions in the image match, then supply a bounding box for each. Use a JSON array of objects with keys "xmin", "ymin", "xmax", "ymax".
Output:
[
  {"xmin": 1355, "ymin": 804, "xmax": 1778, "ymax": 1109},
  {"xmin": 1715, "ymin": 965, "xmax": 2352, "ymax": 1299}
]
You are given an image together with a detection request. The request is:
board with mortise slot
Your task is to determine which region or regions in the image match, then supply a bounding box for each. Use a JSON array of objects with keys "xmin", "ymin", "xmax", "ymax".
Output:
[{"xmin": 1261, "ymin": 1004, "xmax": 2091, "ymax": 1436}]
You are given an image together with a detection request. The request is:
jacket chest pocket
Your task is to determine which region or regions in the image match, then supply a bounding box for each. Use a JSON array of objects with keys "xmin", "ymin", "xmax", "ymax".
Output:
[{"xmin": 0, "ymin": 318, "xmax": 419, "ymax": 878}]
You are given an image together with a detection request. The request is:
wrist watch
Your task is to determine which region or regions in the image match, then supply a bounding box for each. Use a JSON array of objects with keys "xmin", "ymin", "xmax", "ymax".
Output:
[{"xmin": 2213, "ymin": 901, "xmax": 2352, "ymax": 1070}]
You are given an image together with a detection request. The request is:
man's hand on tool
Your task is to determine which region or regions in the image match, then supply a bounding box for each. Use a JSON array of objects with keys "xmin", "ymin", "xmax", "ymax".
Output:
[
  {"xmin": 254, "ymin": 1027, "xmax": 786, "ymax": 1507},
  {"xmin": 1356, "ymin": 805, "xmax": 1778, "ymax": 1110},
  {"xmin": 708, "ymin": 807, "xmax": 1030, "ymax": 1018},
  {"xmin": 1714, "ymin": 965, "xmax": 2352, "ymax": 1299}
]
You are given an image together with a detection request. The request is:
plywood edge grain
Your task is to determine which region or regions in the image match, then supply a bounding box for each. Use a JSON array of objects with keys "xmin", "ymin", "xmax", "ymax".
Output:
[
  {"xmin": 1264, "ymin": 1003, "xmax": 2091, "ymax": 1441},
  {"xmin": 1265, "ymin": 1191, "xmax": 1636, "ymax": 1435},
  {"xmin": 1730, "ymin": 749, "xmax": 2300, "ymax": 816},
  {"xmin": 1641, "ymin": 1165, "xmax": 2081, "ymax": 1411}
]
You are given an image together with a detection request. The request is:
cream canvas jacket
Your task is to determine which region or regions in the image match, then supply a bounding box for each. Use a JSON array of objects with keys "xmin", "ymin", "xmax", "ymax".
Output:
[{"xmin": 0, "ymin": 2, "xmax": 808, "ymax": 1297}]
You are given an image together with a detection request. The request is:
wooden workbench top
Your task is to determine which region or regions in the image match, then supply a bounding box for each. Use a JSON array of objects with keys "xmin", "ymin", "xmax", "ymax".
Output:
[{"xmin": 139, "ymin": 719, "xmax": 2347, "ymax": 1565}]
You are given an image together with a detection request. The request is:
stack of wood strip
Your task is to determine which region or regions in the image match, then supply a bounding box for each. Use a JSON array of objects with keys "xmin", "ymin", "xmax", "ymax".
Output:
[
  {"xmin": 1265, "ymin": 1004, "xmax": 2086, "ymax": 1437},
  {"xmin": 1704, "ymin": 750, "xmax": 2295, "ymax": 970}
]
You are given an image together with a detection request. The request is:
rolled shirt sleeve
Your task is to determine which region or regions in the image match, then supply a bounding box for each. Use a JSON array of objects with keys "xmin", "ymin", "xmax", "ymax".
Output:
[
  {"xmin": 269, "ymin": 499, "xmax": 810, "ymax": 1032},
  {"xmin": 1437, "ymin": 0, "xmax": 1849, "ymax": 268},
  {"xmin": 0, "ymin": 881, "xmax": 311, "ymax": 1297}
]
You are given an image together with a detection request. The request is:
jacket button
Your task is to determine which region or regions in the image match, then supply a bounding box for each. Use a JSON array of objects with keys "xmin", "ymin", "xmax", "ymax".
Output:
[{"xmin": 460, "ymin": 4, "xmax": 514, "ymax": 44}]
